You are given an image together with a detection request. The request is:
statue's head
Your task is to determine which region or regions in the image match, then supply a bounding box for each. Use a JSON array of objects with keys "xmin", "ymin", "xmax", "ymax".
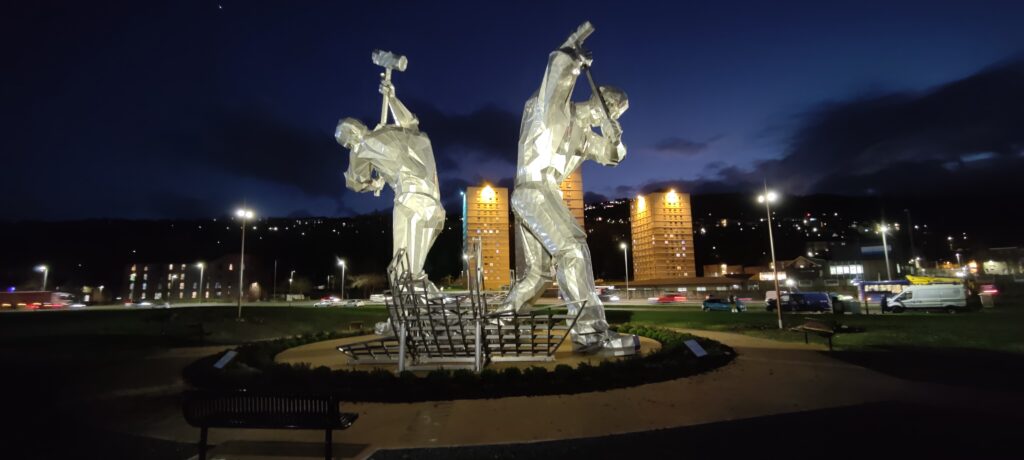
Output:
[
  {"xmin": 597, "ymin": 85, "xmax": 629, "ymax": 120},
  {"xmin": 335, "ymin": 118, "xmax": 368, "ymax": 149},
  {"xmin": 577, "ymin": 85, "xmax": 628, "ymax": 125}
]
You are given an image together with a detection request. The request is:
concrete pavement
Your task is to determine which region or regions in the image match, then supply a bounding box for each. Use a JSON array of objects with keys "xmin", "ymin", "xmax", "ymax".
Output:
[{"xmin": 107, "ymin": 327, "xmax": 1022, "ymax": 459}]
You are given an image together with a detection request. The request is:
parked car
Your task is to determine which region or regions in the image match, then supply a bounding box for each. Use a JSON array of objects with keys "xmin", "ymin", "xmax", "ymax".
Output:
[
  {"xmin": 314, "ymin": 296, "xmax": 343, "ymax": 307},
  {"xmin": 341, "ymin": 299, "xmax": 366, "ymax": 308},
  {"xmin": 884, "ymin": 284, "xmax": 967, "ymax": 313},
  {"xmin": 764, "ymin": 290, "xmax": 793, "ymax": 308},
  {"xmin": 369, "ymin": 294, "xmax": 387, "ymax": 303},
  {"xmin": 650, "ymin": 293, "xmax": 687, "ymax": 304},
  {"xmin": 766, "ymin": 292, "xmax": 831, "ymax": 313},
  {"xmin": 702, "ymin": 297, "xmax": 745, "ymax": 312}
]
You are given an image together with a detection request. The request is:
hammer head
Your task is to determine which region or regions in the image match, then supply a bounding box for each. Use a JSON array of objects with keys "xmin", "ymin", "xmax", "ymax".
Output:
[{"xmin": 371, "ymin": 49, "xmax": 408, "ymax": 72}]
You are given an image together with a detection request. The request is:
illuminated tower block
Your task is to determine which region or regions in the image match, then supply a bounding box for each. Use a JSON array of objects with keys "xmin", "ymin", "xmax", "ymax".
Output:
[
  {"xmin": 630, "ymin": 190, "xmax": 695, "ymax": 281},
  {"xmin": 560, "ymin": 169, "xmax": 585, "ymax": 230},
  {"xmin": 464, "ymin": 184, "xmax": 511, "ymax": 290}
]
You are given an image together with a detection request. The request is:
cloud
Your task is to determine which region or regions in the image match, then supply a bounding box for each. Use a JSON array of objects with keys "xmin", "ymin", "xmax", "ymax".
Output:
[
  {"xmin": 145, "ymin": 191, "xmax": 220, "ymax": 219},
  {"xmin": 614, "ymin": 185, "xmax": 636, "ymax": 196},
  {"xmin": 409, "ymin": 101, "xmax": 520, "ymax": 170},
  {"xmin": 653, "ymin": 135, "xmax": 721, "ymax": 156},
  {"xmin": 161, "ymin": 109, "xmax": 349, "ymax": 209},
  {"xmin": 157, "ymin": 102, "xmax": 511, "ymax": 217},
  {"xmin": 584, "ymin": 191, "xmax": 609, "ymax": 204},
  {"xmin": 634, "ymin": 58, "xmax": 1024, "ymax": 198}
]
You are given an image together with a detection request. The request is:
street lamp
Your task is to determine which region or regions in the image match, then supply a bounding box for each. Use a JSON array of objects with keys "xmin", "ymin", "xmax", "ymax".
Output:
[
  {"xmin": 620, "ymin": 243, "xmax": 629, "ymax": 300},
  {"xmin": 35, "ymin": 265, "xmax": 48, "ymax": 291},
  {"xmin": 757, "ymin": 187, "xmax": 783, "ymax": 330},
  {"xmin": 878, "ymin": 224, "xmax": 893, "ymax": 280},
  {"xmin": 235, "ymin": 207, "xmax": 255, "ymax": 319},
  {"xmin": 195, "ymin": 262, "xmax": 205, "ymax": 303},
  {"xmin": 337, "ymin": 259, "xmax": 346, "ymax": 300},
  {"xmin": 289, "ymin": 270, "xmax": 296, "ymax": 293}
]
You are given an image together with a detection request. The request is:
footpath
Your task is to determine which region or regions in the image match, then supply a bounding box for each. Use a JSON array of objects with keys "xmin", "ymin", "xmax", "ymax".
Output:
[{"xmin": 87, "ymin": 328, "xmax": 1024, "ymax": 459}]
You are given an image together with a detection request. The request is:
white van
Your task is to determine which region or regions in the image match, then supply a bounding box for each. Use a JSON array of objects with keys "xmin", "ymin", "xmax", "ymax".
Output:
[{"xmin": 886, "ymin": 284, "xmax": 967, "ymax": 313}]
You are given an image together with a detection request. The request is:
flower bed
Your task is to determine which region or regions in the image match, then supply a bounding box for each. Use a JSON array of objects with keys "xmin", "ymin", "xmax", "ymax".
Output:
[{"xmin": 182, "ymin": 325, "xmax": 735, "ymax": 402}]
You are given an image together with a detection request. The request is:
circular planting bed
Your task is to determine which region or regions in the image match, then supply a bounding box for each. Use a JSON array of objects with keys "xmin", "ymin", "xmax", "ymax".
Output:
[{"xmin": 182, "ymin": 324, "xmax": 735, "ymax": 403}]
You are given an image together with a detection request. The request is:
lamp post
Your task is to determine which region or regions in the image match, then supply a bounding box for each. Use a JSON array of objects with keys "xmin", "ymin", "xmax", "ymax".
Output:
[
  {"xmin": 235, "ymin": 207, "xmax": 254, "ymax": 319},
  {"xmin": 35, "ymin": 265, "xmax": 49, "ymax": 291},
  {"xmin": 337, "ymin": 259, "xmax": 346, "ymax": 300},
  {"xmin": 879, "ymin": 224, "xmax": 893, "ymax": 280},
  {"xmin": 757, "ymin": 187, "xmax": 783, "ymax": 330},
  {"xmin": 196, "ymin": 262, "xmax": 205, "ymax": 303},
  {"xmin": 620, "ymin": 243, "xmax": 629, "ymax": 300},
  {"xmin": 289, "ymin": 270, "xmax": 295, "ymax": 293}
]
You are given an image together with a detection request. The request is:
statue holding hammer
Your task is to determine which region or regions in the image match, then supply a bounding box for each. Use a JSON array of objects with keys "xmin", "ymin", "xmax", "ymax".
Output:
[
  {"xmin": 503, "ymin": 22, "xmax": 636, "ymax": 353},
  {"xmin": 336, "ymin": 50, "xmax": 445, "ymax": 297}
]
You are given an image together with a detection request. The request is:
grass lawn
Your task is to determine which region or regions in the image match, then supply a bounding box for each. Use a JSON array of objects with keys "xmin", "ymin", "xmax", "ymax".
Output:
[
  {"xmin": 0, "ymin": 305, "xmax": 389, "ymax": 345},
  {"xmin": 611, "ymin": 305, "xmax": 1024, "ymax": 354}
]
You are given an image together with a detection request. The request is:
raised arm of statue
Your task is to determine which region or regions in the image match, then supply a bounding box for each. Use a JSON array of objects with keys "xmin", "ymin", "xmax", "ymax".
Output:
[
  {"xmin": 536, "ymin": 48, "xmax": 585, "ymax": 120},
  {"xmin": 582, "ymin": 128, "xmax": 627, "ymax": 166},
  {"xmin": 381, "ymin": 81, "xmax": 419, "ymax": 129},
  {"xmin": 344, "ymin": 149, "xmax": 381, "ymax": 193},
  {"xmin": 388, "ymin": 93, "xmax": 419, "ymax": 129}
]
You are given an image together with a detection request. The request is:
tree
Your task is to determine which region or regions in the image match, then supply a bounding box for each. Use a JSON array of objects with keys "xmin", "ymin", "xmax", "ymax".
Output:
[{"xmin": 349, "ymin": 273, "xmax": 387, "ymax": 298}]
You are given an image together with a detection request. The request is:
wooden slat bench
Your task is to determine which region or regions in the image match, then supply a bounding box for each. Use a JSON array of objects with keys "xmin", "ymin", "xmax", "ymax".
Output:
[
  {"xmin": 792, "ymin": 317, "xmax": 836, "ymax": 351},
  {"xmin": 182, "ymin": 390, "xmax": 358, "ymax": 460}
]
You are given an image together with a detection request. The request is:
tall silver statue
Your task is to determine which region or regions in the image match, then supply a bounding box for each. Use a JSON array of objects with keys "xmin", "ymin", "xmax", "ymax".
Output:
[
  {"xmin": 504, "ymin": 22, "xmax": 636, "ymax": 352},
  {"xmin": 336, "ymin": 50, "xmax": 445, "ymax": 297}
]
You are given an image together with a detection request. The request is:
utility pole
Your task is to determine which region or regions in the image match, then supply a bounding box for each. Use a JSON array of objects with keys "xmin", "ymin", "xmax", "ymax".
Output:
[
  {"xmin": 904, "ymin": 209, "xmax": 919, "ymax": 270},
  {"xmin": 758, "ymin": 183, "xmax": 783, "ymax": 330}
]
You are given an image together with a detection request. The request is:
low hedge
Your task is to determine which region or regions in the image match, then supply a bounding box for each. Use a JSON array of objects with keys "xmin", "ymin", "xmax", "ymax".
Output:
[{"xmin": 182, "ymin": 324, "xmax": 735, "ymax": 402}]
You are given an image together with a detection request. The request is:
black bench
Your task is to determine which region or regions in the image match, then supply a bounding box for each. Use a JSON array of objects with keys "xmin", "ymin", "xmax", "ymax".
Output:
[
  {"xmin": 182, "ymin": 390, "xmax": 358, "ymax": 460},
  {"xmin": 792, "ymin": 318, "xmax": 836, "ymax": 351}
]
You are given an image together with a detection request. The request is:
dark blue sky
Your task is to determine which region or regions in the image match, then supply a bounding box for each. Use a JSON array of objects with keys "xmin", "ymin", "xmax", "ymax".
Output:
[{"xmin": 3, "ymin": 0, "xmax": 1024, "ymax": 219}]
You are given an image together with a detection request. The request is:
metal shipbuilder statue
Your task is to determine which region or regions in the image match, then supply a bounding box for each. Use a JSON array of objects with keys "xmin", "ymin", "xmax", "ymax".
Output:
[
  {"xmin": 504, "ymin": 22, "xmax": 638, "ymax": 354},
  {"xmin": 335, "ymin": 50, "xmax": 444, "ymax": 299}
]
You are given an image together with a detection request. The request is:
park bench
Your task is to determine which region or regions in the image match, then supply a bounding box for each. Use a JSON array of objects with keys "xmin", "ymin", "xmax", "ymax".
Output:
[
  {"xmin": 182, "ymin": 390, "xmax": 358, "ymax": 460},
  {"xmin": 792, "ymin": 317, "xmax": 836, "ymax": 351}
]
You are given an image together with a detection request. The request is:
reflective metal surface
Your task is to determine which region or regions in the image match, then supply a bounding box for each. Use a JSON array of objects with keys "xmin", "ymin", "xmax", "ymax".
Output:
[
  {"xmin": 336, "ymin": 55, "xmax": 445, "ymax": 296},
  {"xmin": 504, "ymin": 22, "xmax": 635, "ymax": 352}
]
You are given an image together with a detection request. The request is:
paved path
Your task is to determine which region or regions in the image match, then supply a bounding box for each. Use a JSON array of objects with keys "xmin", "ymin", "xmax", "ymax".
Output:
[{"xmin": 118, "ymin": 327, "xmax": 1015, "ymax": 459}]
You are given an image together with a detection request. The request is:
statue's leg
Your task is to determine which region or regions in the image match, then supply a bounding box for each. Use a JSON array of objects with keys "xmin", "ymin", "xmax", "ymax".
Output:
[
  {"xmin": 395, "ymin": 195, "xmax": 444, "ymax": 297},
  {"xmin": 388, "ymin": 203, "xmax": 411, "ymax": 277},
  {"xmin": 512, "ymin": 185, "xmax": 607, "ymax": 345},
  {"xmin": 503, "ymin": 216, "xmax": 553, "ymax": 313}
]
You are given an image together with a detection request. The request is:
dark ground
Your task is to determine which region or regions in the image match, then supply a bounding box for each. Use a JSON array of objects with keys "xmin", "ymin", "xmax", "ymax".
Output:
[
  {"xmin": 372, "ymin": 402, "xmax": 1023, "ymax": 460},
  {"xmin": 2, "ymin": 307, "xmax": 1023, "ymax": 458}
]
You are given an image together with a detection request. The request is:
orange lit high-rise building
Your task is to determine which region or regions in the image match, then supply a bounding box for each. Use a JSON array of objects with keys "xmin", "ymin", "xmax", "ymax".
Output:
[
  {"xmin": 630, "ymin": 190, "xmax": 696, "ymax": 281},
  {"xmin": 560, "ymin": 169, "xmax": 585, "ymax": 230},
  {"xmin": 464, "ymin": 184, "xmax": 511, "ymax": 290}
]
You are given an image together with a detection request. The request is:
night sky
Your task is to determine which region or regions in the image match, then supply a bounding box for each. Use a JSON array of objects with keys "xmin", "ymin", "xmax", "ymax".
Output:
[{"xmin": 4, "ymin": 0, "xmax": 1024, "ymax": 220}]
